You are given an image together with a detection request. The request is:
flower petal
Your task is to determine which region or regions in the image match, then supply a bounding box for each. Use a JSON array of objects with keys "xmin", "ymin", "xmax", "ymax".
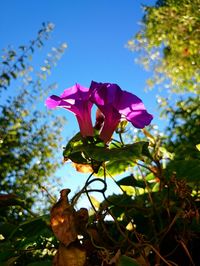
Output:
[
  {"xmin": 45, "ymin": 95, "xmax": 62, "ymax": 109},
  {"xmin": 116, "ymin": 91, "xmax": 153, "ymax": 128},
  {"xmin": 90, "ymin": 81, "xmax": 122, "ymax": 106},
  {"xmin": 98, "ymin": 105, "xmax": 121, "ymax": 143},
  {"xmin": 60, "ymin": 83, "xmax": 90, "ymax": 100},
  {"xmin": 46, "ymin": 84, "xmax": 94, "ymax": 137},
  {"xmin": 90, "ymin": 81, "xmax": 153, "ymax": 131},
  {"xmin": 126, "ymin": 110, "xmax": 153, "ymax": 128}
]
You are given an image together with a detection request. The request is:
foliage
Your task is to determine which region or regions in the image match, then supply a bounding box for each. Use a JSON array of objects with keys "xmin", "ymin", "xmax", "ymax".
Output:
[
  {"xmin": 61, "ymin": 126, "xmax": 200, "ymax": 265},
  {"xmin": 0, "ymin": 25, "xmax": 67, "ymax": 220},
  {"xmin": 161, "ymin": 96, "xmax": 200, "ymax": 160},
  {"xmin": 0, "ymin": 214, "xmax": 56, "ymax": 266},
  {"xmin": 128, "ymin": 0, "xmax": 200, "ymax": 93},
  {"xmin": 0, "ymin": 22, "xmax": 55, "ymax": 91},
  {"xmin": 1, "ymin": 123, "xmax": 200, "ymax": 265},
  {"xmin": 2, "ymin": 124, "xmax": 197, "ymax": 265},
  {"xmin": 0, "ymin": 94, "xmax": 64, "ymax": 221}
]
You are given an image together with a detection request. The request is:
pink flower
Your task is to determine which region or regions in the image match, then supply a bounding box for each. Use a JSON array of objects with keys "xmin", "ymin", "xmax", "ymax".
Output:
[
  {"xmin": 45, "ymin": 83, "xmax": 94, "ymax": 137},
  {"xmin": 90, "ymin": 81, "xmax": 153, "ymax": 143}
]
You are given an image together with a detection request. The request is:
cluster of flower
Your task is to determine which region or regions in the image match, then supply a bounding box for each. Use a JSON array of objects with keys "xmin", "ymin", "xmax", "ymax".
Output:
[{"xmin": 46, "ymin": 81, "xmax": 153, "ymax": 143}]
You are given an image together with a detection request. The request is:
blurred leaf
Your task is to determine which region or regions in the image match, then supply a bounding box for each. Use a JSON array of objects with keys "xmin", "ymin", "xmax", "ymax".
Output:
[
  {"xmin": 151, "ymin": 181, "xmax": 160, "ymax": 192},
  {"xmin": 0, "ymin": 223, "xmax": 17, "ymax": 238},
  {"xmin": 196, "ymin": 144, "xmax": 200, "ymax": 151},
  {"xmin": 0, "ymin": 194, "xmax": 25, "ymax": 208},
  {"xmin": 0, "ymin": 250, "xmax": 16, "ymax": 263},
  {"xmin": 10, "ymin": 72, "xmax": 17, "ymax": 79},
  {"xmin": 4, "ymin": 256, "xmax": 19, "ymax": 266},
  {"xmin": 72, "ymin": 163, "xmax": 93, "ymax": 173},
  {"xmin": 129, "ymin": 0, "xmax": 200, "ymax": 93},
  {"xmin": 1, "ymin": 73, "xmax": 10, "ymax": 84},
  {"xmin": 120, "ymin": 186, "xmax": 145, "ymax": 196},
  {"xmin": 145, "ymin": 172, "xmax": 156, "ymax": 181},
  {"xmin": 8, "ymin": 215, "xmax": 50, "ymax": 240}
]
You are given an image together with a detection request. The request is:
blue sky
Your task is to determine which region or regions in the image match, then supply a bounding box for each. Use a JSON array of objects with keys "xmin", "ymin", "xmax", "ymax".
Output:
[{"xmin": 1, "ymin": 0, "xmax": 161, "ymax": 204}]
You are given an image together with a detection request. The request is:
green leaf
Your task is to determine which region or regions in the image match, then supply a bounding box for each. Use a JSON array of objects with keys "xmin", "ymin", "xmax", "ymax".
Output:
[
  {"xmin": 10, "ymin": 72, "xmax": 17, "ymax": 79},
  {"xmin": 101, "ymin": 194, "xmax": 133, "ymax": 219},
  {"xmin": 64, "ymin": 134, "xmax": 149, "ymax": 174},
  {"xmin": 120, "ymin": 185, "xmax": 145, "ymax": 196},
  {"xmin": 117, "ymin": 255, "xmax": 140, "ymax": 266},
  {"xmin": 64, "ymin": 134, "xmax": 149, "ymax": 163},
  {"xmin": 196, "ymin": 144, "xmax": 200, "ymax": 151},
  {"xmin": 2, "ymin": 61, "xmax": 9, "ymax": 66},
  {"xmin": 8, "ymin": 215, "xmax": 50, "ymax": 239},
  {"xmin": 1, "ymin": 73, "xmax": 10, "ymax": 85},
  {"xmin": 117, "ymin": 175, "xmax": 146, "ymax": 189},
  {"xmin": 97, "ymin": 160, "xmax": 135, "ymax": 177},
  {"xmin": 0, "ymin": 223, "xmax": 17, "ymax": 238},
  {"xmin": 151, "ymin": 182, "xmax": 160, "ymax": 192},
  {"xmin": 67, "ymin": 151, "xmax": 88, "ymax": 164},
  {"xmin": 145, "ymin": 172, "xmax": 156, "ymax": 181},
  {"xmin": 84, "ymin": 141, "xmax": 149, "ymax": 162}
]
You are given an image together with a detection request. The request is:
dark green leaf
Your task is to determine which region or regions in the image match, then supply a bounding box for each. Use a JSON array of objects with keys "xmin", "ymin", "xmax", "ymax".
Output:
[
  {"xmin": 2, "ymin": 61, "xmax": 9, "ymax": 66},
  {"xmin": 117, "ymin": 175, "xmax": 146, "ymax": 189},
  {"xmin": 0, "ymin": 223, "xmax": 17, "ymax": 238},
  {"xmin": 1, "ymin": 73, "xmax": 10, "ymax": 84},
  {"xmin": 3, "ymin": 256, "xmax": 19, "ymax": 265},
  {"xmin": 0, "ymin": 250, "xmax": 16, "ymax": 263},
  {"xmin": 84, "ymin": 141, "xmax": 149, "ymax": 162},
  {"xmin": 10, "ymin": 72, "xmax": 17, "ymax": 79}
]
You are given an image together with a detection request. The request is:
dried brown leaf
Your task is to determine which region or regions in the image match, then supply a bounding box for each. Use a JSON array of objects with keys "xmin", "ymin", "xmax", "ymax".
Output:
[
  {"xmin": 73, "ymin": 163, "xmax": 93, "ymax": 173},
  {"xmin": 53, "ymin": 243, "xmax": 86, "ymax": 266},
  {"xmin": 50, "ymin": 189, "xmax": 77, "ymax": 246}
]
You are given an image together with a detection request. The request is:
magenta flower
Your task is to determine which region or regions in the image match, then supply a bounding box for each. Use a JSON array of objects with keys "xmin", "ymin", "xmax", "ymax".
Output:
[
  {"xmin": 90, "ymin": 81, "xmax": 153, "ymax": 143},
  {"xmin": 45, "ymin": 83, "xmax": 94, "ymax": 137}
]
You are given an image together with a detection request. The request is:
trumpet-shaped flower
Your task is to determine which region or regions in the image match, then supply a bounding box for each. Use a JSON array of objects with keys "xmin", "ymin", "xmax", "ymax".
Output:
[
  {"xmin": 45, "ymin": 83, "xmax": 94, "ymax": 137},
  {"xmin": 90, "ymin": 81, "xmax": 153, "ymax": 143}
]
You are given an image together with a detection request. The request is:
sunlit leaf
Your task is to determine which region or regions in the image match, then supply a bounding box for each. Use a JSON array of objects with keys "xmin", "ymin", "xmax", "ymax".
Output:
[
  {"xmin": 97, "ymin": 160, "xmax": 135, "ymax": 177},
  {"xmin": 196, "ymin": 144, "xmax": 200, "ymax": 151}
]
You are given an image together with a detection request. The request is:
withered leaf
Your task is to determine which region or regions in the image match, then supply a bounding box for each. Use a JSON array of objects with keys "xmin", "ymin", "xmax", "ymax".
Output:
[
  {"xmin": 53, "ymin": 243, "xmax": 86, "ymax": 266},
  {"xmin": 50, "ymin": 189, "xmax": 78, "ymax": 246},
  {"xmin": 73, "ymin": 163, "xmax": 93, "ymax": 173},
  {"xmin": 75, "ymin": 208, "xmax": 89, "ymax": 234}
]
